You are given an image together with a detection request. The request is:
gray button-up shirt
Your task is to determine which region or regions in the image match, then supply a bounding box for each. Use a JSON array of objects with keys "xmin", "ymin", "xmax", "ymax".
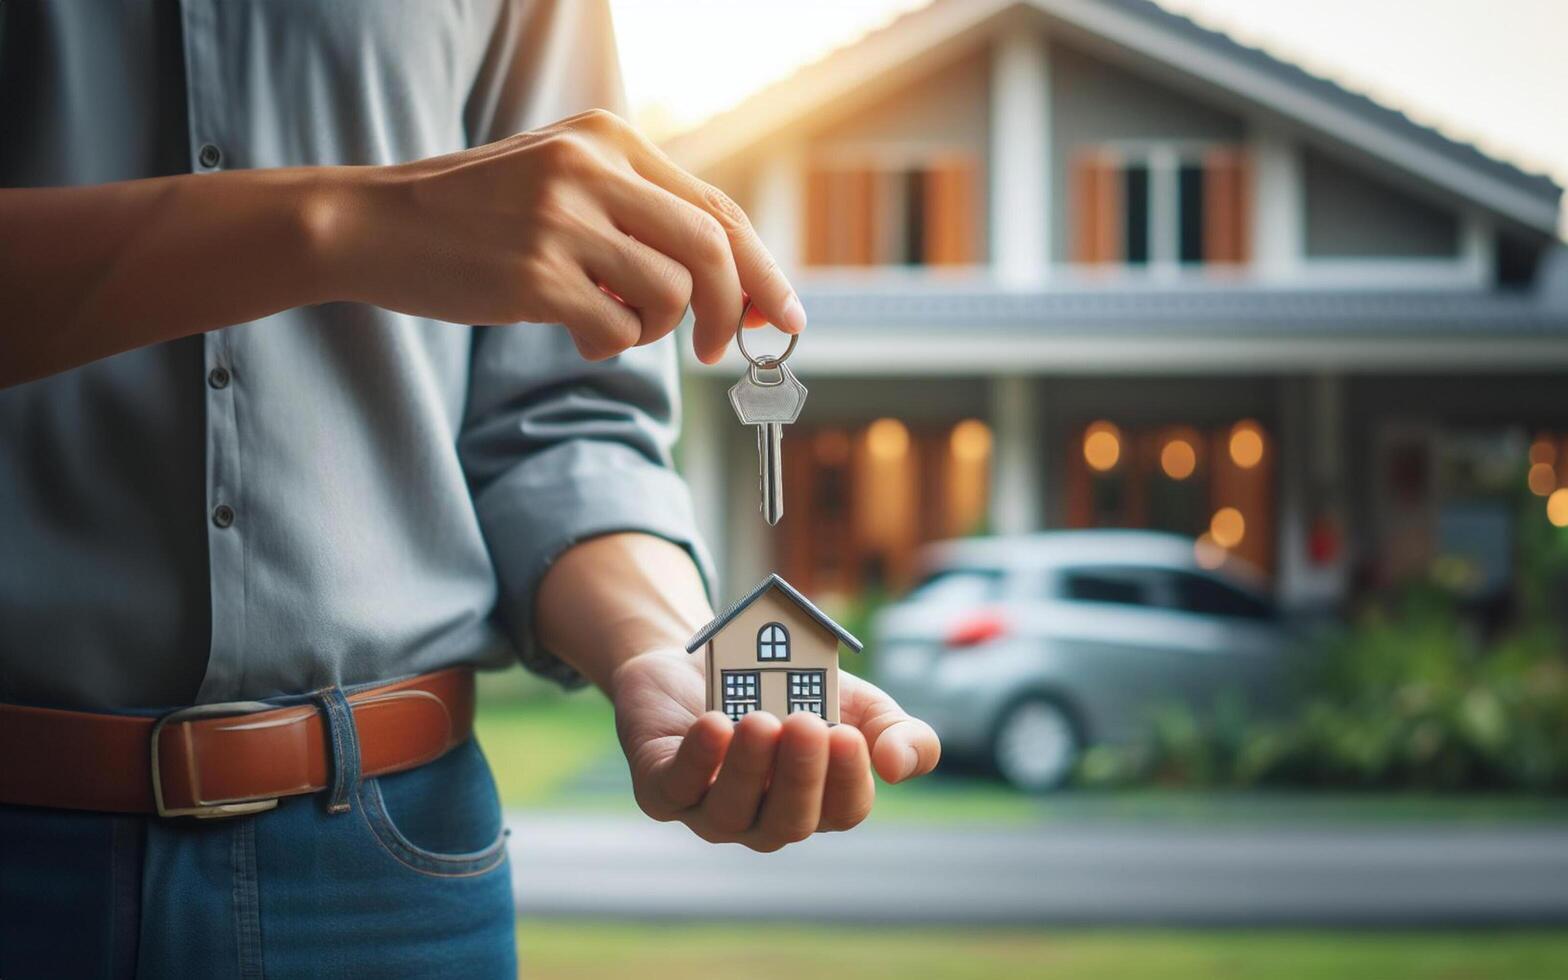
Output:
[{"xmin": 0, "ymin": 0, "xmax": 710, "ymax": 710}]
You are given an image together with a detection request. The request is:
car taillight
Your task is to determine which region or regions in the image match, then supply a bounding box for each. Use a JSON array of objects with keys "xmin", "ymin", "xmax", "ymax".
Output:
[{"xmin": 945, "ymin": 613, "xmax": 1007, "ymax": 649}]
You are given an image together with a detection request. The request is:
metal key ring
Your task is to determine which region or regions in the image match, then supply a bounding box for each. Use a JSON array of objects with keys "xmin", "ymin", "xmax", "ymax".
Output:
[
  {"xmin": 734, "ymin": 300, "xmax": 798, "ymax": 370},
  {"xmin": 747, "ymin": 356, "xmax": 784, "ymax": 387}
]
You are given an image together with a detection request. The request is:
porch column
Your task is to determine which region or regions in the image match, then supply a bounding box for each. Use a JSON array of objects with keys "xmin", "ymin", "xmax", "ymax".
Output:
[
  {"xmin": 1459, "ymin": 210, "xmax": 1497, "ymax": 288},
  {"xmin": 1249, "ymin": 125, "xmax": 1301, "ymax": 281},
  {"xmin": 989, "ymin": 375, "xmax": 1041, "ymax": 535},
  {"xmin": 990, "ymin": 28, "xmax": 1050, "ymax": 285},
  {"xmin": 752, "ymin": 148, "xmax": 803, "ymax": 273},
  {"xmin": 1277, "ymin": 374, "xmax": 1349, "ymax": 609}
]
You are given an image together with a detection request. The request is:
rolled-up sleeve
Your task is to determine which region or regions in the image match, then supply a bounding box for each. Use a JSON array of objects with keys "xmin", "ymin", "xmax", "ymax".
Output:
[
  {"xmin": 460, "ymin": 328, "xmax": 714, "ymax": 687},
  {"xmin": 458, "ymin": 0, "xmax": 712, "ymax": 686}
]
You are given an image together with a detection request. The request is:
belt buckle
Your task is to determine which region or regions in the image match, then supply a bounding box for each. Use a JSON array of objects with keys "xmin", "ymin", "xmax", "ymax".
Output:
[{"xmin": 150, "ymin": 701, "xmax": 283, "ymax": 819}]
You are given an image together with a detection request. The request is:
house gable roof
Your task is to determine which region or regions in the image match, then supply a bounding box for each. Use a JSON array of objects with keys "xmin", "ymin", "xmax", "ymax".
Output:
[
  {"xmin": 685, "ymin": 574, "xmax": 864, "ymax": 654},
  {"xmin": 666, "ymin": 0, "xmax": 1561, "ymax": 235}
]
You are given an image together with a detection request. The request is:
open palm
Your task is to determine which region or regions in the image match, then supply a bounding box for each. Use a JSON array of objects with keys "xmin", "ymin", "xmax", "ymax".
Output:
[{"xmin": 609, "ymin": 649, "xmax": 940, "ymax": 851}]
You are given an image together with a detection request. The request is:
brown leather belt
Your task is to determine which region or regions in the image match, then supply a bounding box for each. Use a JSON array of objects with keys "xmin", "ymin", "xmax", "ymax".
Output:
[{"xmin": 0, "ymin": 668, "xmax": 474, "ymax": 818}]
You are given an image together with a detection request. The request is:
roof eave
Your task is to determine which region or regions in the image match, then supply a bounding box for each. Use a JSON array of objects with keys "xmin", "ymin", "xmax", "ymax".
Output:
[
  {"xmin": 685, "ymin": 574, "xmax": 864, "ymax": 653},
  {"xmin": 664, "ymin": 0, "xmax": 1561, "ymax": 236}
]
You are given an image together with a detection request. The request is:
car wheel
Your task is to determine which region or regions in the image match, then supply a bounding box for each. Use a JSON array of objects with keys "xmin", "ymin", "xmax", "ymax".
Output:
[{"xmin": 992, "ymin": 697, "xmax": 1080, "ymax": 792}]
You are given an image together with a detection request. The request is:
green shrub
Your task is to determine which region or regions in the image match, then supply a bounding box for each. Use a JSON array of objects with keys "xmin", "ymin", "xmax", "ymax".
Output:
[{"xmin": 1083, "ymin": 586, "xmax": 1568, "ymax": 793}]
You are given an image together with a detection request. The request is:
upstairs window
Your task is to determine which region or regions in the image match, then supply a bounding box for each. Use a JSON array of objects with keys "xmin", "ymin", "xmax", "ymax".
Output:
[
  {"xmin": 757, "ymin": 622, "xmax": 791, "ymax": 661},
  {"xmin": 1072, "ymin": 146, "xmax": 1250, "ymax": 267},
  {"xmin": 804, "ymin": 155, "xmax": 981, "ymax": 267}
]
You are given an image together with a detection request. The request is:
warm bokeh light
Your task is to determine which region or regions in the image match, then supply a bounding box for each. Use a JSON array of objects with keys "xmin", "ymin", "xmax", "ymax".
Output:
[
  {"xmin": 857, "ymin": 419, "xmax": 916, "ymax": 563},
  {"xmin": 1210, "ymin": 506, "xmax": 1246, "ymax": 548},
  {"xmin": 946, "ymin": 420, "xmax": 991, "ymax": 537},
  {"xmin": 1228, "ymin": 421, "xmax": 1265, "ymax": 469},
  {"xmin": 1549, "ymin": 489, "xmax": 1568, "ymax": 528},
  {"xmin": 1083, "ymin": 421, "xmax": 1122, "ymax": 472},
  {"xmin": 866, "ymin": 417, "xmax": 909, "ymax": 461},
  {"xmin": 1528, "ymin": 462, "xmax": 1557, "ymax": 496},
  {"xmin": 950, "ymin": 419, "xmax": 993, "ymax": 463},
  {"xmin": 1530, "ymin": 436, "xmax": 1557, "ymax": 466},
  {"xmin": 814, "ymin": 429, "xmax": 851, "ymax": 466},
  {"xmin": 1194, "ymin": 532, "xmax": 1226, "ymax": 569},
  {"xmin": 1160, "ymin": 438, "xmax": 1197, "ymax": 480}
]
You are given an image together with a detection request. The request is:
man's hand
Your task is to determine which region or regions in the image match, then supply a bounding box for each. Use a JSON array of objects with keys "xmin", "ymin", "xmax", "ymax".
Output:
[
  {"xmin": 1, "ymin": 108, "xmax": 790, "ymax": 386},
  {"xmin": 320, "ymin": 108, "xmax": 802, "ymax": 364},
  {"xmin": 537, "ymin": 534, "xmax": 939, "ymax": 850},
  {"xmin": 609, "ymin": 649, "xmax": 941, "ymax": 851}
]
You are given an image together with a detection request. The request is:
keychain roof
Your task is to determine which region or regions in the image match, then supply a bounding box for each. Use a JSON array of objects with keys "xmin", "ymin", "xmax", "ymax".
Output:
[{"xmin": 685, "ymin": 573, "xmax": 863, "ymax": 654}]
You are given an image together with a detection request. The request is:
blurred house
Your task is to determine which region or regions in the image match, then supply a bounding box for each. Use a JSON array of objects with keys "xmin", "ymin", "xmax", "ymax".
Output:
[{"xmin": 664, "ymin": 0, "xmax": 1568, "ymax": 612}]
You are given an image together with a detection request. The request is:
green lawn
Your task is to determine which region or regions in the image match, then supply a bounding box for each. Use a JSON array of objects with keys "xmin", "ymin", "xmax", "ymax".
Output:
[
  {"xmin": 474, "ymin": 693, "xmax": 619, "ymax": 806},
  {"xmin": 516, "ymin": 922, "xmax": 1568, "ymax": 980},
  {"xmin": 473, "ymin": 686, "xmax": 1568, "ymax": 824}
]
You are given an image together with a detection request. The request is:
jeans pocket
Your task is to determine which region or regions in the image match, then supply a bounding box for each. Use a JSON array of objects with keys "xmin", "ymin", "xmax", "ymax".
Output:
[{"xmin": 357, "ymin": 737, "xmax": 509, "ymax": 879}]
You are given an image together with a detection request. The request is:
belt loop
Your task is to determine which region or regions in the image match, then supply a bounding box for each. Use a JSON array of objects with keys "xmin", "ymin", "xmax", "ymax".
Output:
[{"xmin": 313, "ymin": 687, "xmax": 360, "ymax": 815}]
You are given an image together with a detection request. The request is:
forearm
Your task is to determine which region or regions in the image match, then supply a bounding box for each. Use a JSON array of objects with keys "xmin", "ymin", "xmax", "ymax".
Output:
[
  {"xmin": 534, "ymin": 532, "xmax": 713, "ymax": 694},
  {"xmin": 1, "ymin": 111, "xmax": 802, "ymax": 389},
  {"xmin": 0, "ymin": 169, "xmax": 342, "ymax": 388}
]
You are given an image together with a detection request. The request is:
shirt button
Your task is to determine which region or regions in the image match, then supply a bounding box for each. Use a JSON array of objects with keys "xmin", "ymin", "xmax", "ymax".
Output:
[
  {"xmin": 208, "ymin": 366, "xmax": 231, "ymax": 389},
  {"xmin": 212, "ymin": 504, "xmax": 236, "ymax": 529},
  {"xmin": 198, "ymin": 143, "xmax": 223, "ymax": 169}
]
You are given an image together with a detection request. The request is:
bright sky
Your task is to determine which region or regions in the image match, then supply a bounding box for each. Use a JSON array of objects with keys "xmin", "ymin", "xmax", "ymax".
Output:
[{"xmin": 609, "ymin": 0, "xmax": 1568, "ymax": 229}]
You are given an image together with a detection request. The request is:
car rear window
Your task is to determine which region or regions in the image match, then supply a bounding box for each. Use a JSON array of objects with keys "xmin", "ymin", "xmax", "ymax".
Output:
[
  {"xmin": 908, "ymin": 568, "xmax": 1002, "ymax": 604},
  {"xmin": 1169, "ymin": 571, "xmax": 1277, "ymax": 621},
  {"xmin": 1059, "ymin": 569, "xmax": 1156, "ymax": 607}
]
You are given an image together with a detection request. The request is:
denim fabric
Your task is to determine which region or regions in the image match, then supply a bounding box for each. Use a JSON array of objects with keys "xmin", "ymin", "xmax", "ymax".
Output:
[{"xmin": 0, "ymin": 730, "xmax": 515, "ymax": 978}]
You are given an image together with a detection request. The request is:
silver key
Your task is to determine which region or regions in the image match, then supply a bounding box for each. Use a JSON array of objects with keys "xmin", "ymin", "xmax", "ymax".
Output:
[{"xmin": 729, "ymin": 360, "xmax": 807, "ymax": 525}]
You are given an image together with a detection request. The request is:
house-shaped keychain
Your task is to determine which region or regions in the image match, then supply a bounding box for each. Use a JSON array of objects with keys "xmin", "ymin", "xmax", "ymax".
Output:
[{"xmin": 685, "ymin": 574, "xmax": 862, "ymax": 725}]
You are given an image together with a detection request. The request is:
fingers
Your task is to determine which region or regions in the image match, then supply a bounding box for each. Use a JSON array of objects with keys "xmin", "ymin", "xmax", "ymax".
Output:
[
  {"xmin": 634, "ymin": 682, "xmax": 929, "ymax": 852},
  {"xmin": 680, "ymin": 711, "xmax": 838, "ymax": 851},
  {"xmin": 742, "ymin": 304, "xmax": 771, "ymax": 329},
  {"xmin": 751, "ymin": 713, "xmax": 830, "ymax": 850},
  {"xmin": 644, "ymin": 711, "xmax": 732, "ymax": 817},
  {"xmin": 695, "ymin": 710, "xmax": 781, "ymax": 838},
  {"xmin": 580, "ymin": 224, "xmax": 693, "ymax": 347},
  {"xmin": 818, "ymin": 723, "xmax": 874, "ymax": 832},
  {"xmin": 610, "ymin": 130, "xmax": 803, "ymax": 359},
  {"xmin": 552, "ymin": 274, "xmax": 643, "ymax": 361},
  {"xmin": 602, "ymin": 174, "xmax": 743, "ymax": 364},
  {"xmin": 841, "ymin": 673, "xmax": 942, "ymax": 784},
  {"xmin": 535, "ymin": 110, "xmax": 802, "ymax": 364}
]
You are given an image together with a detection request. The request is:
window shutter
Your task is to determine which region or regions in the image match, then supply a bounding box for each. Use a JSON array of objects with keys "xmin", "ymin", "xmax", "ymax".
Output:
[
  {"xmin": 806, "ymin": 167, "xmax": 877, "ymax": 266},
  {"xmin": 805, "ymin": 168, "xmax": 832, "ymax": 266},
  {"xmin": 1072, "ymin": 153, "xmax": 1122, "ymax": 264},
  {"xmin": 841, "ymin": 167, "xmax": 877, "ymax": 265},
  {"xmin": 1203, "ymin": 149, "xmax": 1251, "ymax": 264},
  {"xmin": 922, "ymin": 158, "xmax": 977, "ymax": 265}
]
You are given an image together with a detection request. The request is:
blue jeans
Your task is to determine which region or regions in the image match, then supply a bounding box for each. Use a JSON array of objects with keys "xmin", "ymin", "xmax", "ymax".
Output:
[{"xmin": 0, "ymin": 693, "xmax": 516, "ymax": 979}]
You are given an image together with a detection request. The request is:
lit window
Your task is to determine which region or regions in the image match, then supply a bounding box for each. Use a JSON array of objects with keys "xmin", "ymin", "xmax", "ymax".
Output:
[
  {"xmin": 722, "ymin": 671, "xmax": 760, "ymax": 722},
  {"xmin": 757, "ymin": 623, "xmax": 790, "ymax": 661},
  {"xmin": 788, "ymin": 670, "xmax": 826, "ymax": 719}
]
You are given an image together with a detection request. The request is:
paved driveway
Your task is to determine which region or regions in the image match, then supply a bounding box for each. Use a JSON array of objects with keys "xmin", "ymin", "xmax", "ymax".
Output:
[{"xmin": 508, "ymin": 813, "xmax": 1568, "ymax": 926}]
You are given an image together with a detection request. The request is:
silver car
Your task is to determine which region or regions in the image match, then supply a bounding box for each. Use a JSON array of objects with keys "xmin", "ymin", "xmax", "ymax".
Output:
[{"xmin": 873, "ymin": 531, "xmax": 1292, "ymax": 791}]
